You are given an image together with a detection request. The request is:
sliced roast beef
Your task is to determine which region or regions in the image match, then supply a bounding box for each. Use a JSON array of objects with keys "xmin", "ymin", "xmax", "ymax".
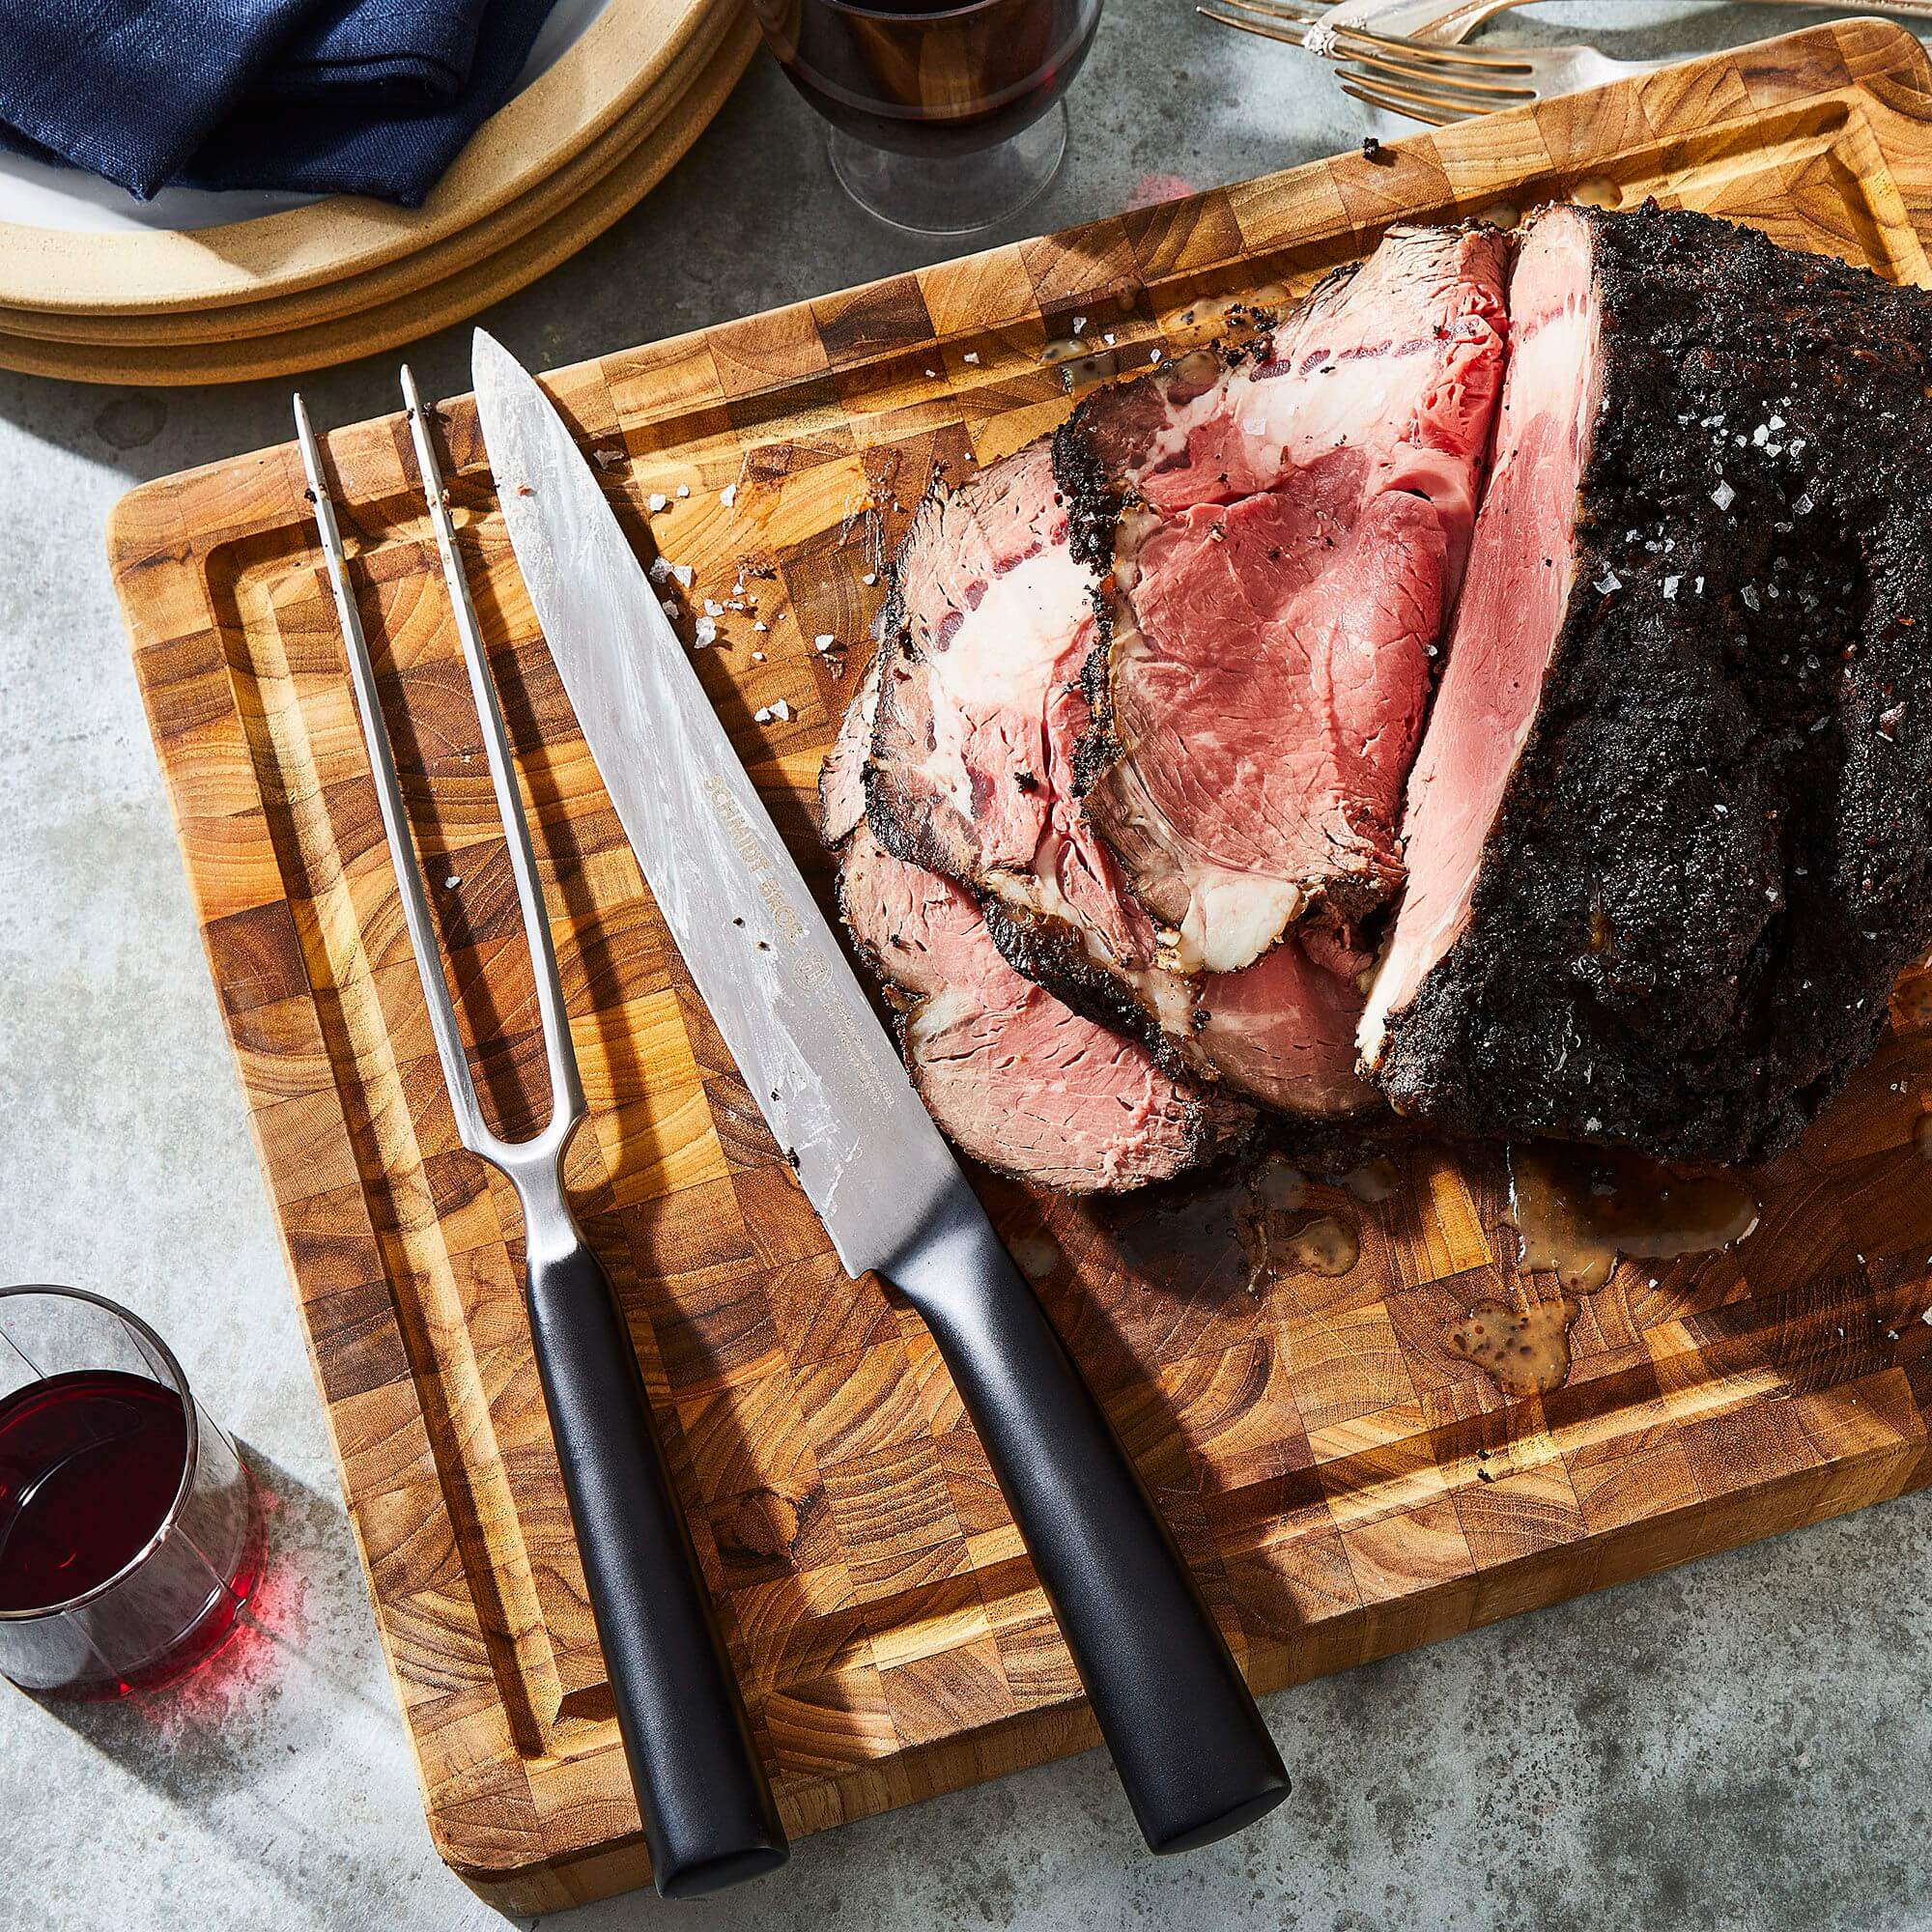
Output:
[
  {"xmin": 822, "ymin": 653, "xmax": 1249, "ymax": 1191},
  {"xmin": 868, "ymin": 440, "xmax": 1374, "ymax": 1119},
  {"xmin": 1364, "ymin": 203, "xmax": 1932, "ymax": 1165},
  {"xmin": 1057, "ymin": 225, "xmax": 1511, "ymax": 971}
]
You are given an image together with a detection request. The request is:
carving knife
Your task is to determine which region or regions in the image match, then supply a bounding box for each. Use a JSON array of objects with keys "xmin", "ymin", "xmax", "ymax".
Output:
[{"xmin": 470, "ymin": 329, "xmax": 1292, "ymax": 1855}]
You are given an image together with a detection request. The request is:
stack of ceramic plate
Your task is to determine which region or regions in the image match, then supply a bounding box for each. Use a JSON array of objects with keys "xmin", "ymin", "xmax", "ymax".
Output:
[{"xmin": 0, "ymin": 0, "xmax": 757, "ymax": 384}]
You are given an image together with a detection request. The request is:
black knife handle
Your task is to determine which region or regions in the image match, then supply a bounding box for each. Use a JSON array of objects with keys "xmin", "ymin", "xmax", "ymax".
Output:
[
  {"xmin": 886, "ymin": 1185, "xmax": 1291, "ymax": 1854},
  {"xmin": 519, "ymin": 1190, "xmax": 788, "ymax": 1897}
]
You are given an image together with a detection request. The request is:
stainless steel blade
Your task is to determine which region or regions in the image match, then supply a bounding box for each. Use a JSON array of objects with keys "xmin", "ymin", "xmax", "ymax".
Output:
[{"xmin": 469, "ymin": 329, "xmax": 961, "ymax": 1279}]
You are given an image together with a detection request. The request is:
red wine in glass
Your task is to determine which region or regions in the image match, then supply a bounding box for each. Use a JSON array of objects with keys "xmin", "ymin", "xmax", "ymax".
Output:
[
  {"xmin": 753, "ymin": 0, "xmax": 1104, "ymax": 232},
  {"xmin": 0, "ymin": 1287, "xmax": 260, "ymax": 1699},
  {"xmin": 0, "ymin": 1371, "xmax": 189, "ymax": 1614}
]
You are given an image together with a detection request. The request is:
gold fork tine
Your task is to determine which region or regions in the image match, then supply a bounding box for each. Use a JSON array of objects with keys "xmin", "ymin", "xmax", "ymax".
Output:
[
  {"xmin": 1336, "ymin": 46, "xmax": 1534, "ymax": 99},
  {"xmin": 1327, "ymin": 22, "xmax": 1534, "ymax": 70},
  {"xmin": 1338, "ymin": 72, "xmax": 1472, "ymax": 122},
  {"xmin": 1204, "ymin": 0, "xmax": 1330, "ymax": 22},
  {"xmin": 1197, "ymin": 3, "xmax": 1311, "ymax": 46}
]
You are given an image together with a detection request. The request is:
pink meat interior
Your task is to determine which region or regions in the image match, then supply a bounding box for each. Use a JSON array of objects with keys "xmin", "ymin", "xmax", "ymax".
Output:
[
  {"xmin": 874, "ymin": 442, "xmax": 1373, "ymax": 1117},
  {"xmin": 1092, "ymin": 227, "xmax": 1512, "ymax": 971},
  {"xmin": 1360, "ymin": 207, "xmax": 1605, "ymax": 1064},
  {"xmin": 838, "ymin": 826, "xmax": 1218, "ymax": 1191}
]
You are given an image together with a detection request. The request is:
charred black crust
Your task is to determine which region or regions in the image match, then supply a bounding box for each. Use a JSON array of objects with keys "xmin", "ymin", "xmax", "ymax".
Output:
[
  {"xmin": 1052, "ymin": 412, "xmax": 1122, "ymax": 577},
  {"xmin": 1072, "ymin": 584, "xmax": 1120, "ymax": 799},
  {"xmin": 861, "ymin": 470, "xmax": 964, "ymax": 880},
  {"xmin": 1054, "ymin": 393, "xmax": 1139, "ymax": 804},
  {"xmin": 1379, "ymin": 203, "xmax": 1932, "ymax": 1166}
]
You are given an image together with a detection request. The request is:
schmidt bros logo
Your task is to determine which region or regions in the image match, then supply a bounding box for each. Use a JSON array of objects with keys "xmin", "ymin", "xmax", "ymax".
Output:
[{"xmin": 701, "ymin": 773, "xmax": 832, "ymax": 993}]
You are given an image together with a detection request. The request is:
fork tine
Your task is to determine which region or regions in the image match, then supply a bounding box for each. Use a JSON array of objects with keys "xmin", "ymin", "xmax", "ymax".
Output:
[
  {"xmin": 398, "ymin": 365, "xmax": 586, "ymax": 1139},
  {"xmin": 1197, "ymin": 3, "xmax": 1309, "ymax": 46},
  {"xmin": 1336, "ymin": 47, "xmax": 1533, "ymax": 101},
  {"xmin": 1328, "ymin": 22, "xmax": 1533, "ymax": 70},
  {"xmin": 293, "ymin": 392, "xmax": 500, "ymax": 1160},
  {"xmin": 1200, "ymin": 0, "xmax": 1329, "ymax": 25},
  {"xmin": 1338, "ymin": 73, "xmax": 1463, "ymax": 123}
]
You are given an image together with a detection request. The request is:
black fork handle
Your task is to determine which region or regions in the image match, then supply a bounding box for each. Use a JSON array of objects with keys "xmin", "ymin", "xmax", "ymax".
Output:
[
  {"xmin": 521, "ymin": 1198, "xmax": 788, "ymax": 1896},
  {"xmin": 887, "ymin": 1186, "xmax": 1291, "ymax": 1854}
]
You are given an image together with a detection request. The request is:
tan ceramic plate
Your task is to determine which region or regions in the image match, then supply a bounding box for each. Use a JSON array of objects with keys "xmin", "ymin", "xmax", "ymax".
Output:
[
  {"xmin": 0, "ymin": 9, "xmax": 758, "ymax": 384},
  {"xmin": 0, "ymin": 0, "xmax": 749, "ymax": 352},
  {"xmin": 0, "ymin": 0, "xmax": 733, "ymax": 319}
]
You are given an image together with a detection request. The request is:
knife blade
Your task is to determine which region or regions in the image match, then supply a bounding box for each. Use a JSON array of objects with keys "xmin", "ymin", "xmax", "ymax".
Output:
[
  {"xmin": 470, "ymin": 329, "xmax": 1292, "ymax": 1856},
  {"xmin": 469, "ymin": 337, "xmax": 956, "ymax": 1281}
]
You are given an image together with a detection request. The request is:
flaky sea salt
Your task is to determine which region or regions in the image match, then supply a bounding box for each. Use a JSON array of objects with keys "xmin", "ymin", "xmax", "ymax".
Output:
[
  {"xmin": 694, "ymin": 615, "xmax": 717, "ymax": 646},
  {"xmin": 647, "ymin": 492, "xmax": 668, "ymax": 512},
  {"xmin": 720, "ymin": 483, "xmax": 738, "ymax": 508},
  {"xmin": 1711, "ymin": 480, "xmax": 1736, "ymax": 512}
]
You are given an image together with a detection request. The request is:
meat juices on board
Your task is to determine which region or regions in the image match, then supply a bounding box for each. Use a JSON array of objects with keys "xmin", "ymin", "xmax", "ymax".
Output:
[{"xmin": 1450, "ymin": 1143, "xmax": 1760, "ymax": 1397}]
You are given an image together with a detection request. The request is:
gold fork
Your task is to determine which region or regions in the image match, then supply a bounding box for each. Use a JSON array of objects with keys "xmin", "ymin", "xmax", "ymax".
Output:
[{"xmin": 1196, "ymin": 0, "xmax": 1666, "ymax": 122}]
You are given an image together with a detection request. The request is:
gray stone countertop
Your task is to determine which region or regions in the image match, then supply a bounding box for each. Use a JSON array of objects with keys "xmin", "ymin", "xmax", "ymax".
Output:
[{"xmin": 3, "ymin": 6, "xmax": 1931, "ymax": 1927}]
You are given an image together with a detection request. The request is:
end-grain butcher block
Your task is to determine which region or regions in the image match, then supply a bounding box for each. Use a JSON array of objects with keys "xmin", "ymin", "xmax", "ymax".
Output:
[
  {"xmin": 1057, "ymin": 225, "xmax": 1511, "ymax": 972},
  {"xmin": 1363, "ymin": 204, "xmax": 1932, "ymax": 1165},
  {"xmin": 822, "ymin": 653, "xmax": 1250, "ymax": 1192},
  {"xmin": 867, "ymin": 442, "xmax": 1373, "ymax": 1122}
]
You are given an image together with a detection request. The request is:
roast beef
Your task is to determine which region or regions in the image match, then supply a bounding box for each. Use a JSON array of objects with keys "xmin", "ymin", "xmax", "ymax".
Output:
[
  {"xmin": 1057, "ymin": 225, "xmax": 1511, "ymax": 971},
  {"xmin": 823, "ymin": 653, "xmax": 1249, "ymax": 1191},
  {"xmin": 1363, "ymin": 204, "xmax": 1932, "ymax": 1165},
  {"xmin": 867, "ymin": 441, "xmax": 1374, "ymax": 1119}
]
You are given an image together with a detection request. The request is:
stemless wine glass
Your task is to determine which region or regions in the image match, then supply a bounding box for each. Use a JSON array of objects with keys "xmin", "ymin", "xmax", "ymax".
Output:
[
  {"xmin": 0, "ymin": 1285, "xmax": 261, "ymax": 1699},
  {"xmin": 753, "ymin": 0, "xmax": 1105, "ymax": 234}
]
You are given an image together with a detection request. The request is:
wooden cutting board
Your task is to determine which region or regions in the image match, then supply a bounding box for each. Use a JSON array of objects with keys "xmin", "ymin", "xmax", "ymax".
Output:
[{"xmin": 109, "ymin": 21, "xmax": 1932, "ymax": 1910}]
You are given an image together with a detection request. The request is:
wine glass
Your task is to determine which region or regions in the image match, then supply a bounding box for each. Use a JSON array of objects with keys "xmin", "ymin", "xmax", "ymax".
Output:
[
  {"xmin": 753, "ymin": 0, "xmax": 1105, "ymax": 235},
  {"xmin": 0, "ymin": 1285, "xmax": 260, "ymax": 1699}
]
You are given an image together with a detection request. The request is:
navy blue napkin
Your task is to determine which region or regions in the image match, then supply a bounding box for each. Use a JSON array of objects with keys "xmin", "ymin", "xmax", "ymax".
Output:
[
  {"xmin": 0, "ymin": 0, "xmax": 558, "ymax": 208},
  {"xmin": 268, "ymin": 0, "xmax": 494, "ymax": 103}
]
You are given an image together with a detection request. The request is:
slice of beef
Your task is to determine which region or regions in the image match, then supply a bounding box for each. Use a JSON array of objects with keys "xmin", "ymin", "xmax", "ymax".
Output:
[
  {"xmin": 1058, "ymin": 224, "xmax": 1512, "ymax": 971},
  {"xmin": 823, "ymin": 653, "xmax": 1249, "ymax": 1191},
  {"xmin": 1364, "ymin": 203, "xmax": 1932, "ymax": 1165},
  {"xmin": 819, "ymin": 625, "xmax": 883, "ymax": 846},
  {"xmin": 868, "ymin": 441, "xmax": 1374, "ymax": 1119}
]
